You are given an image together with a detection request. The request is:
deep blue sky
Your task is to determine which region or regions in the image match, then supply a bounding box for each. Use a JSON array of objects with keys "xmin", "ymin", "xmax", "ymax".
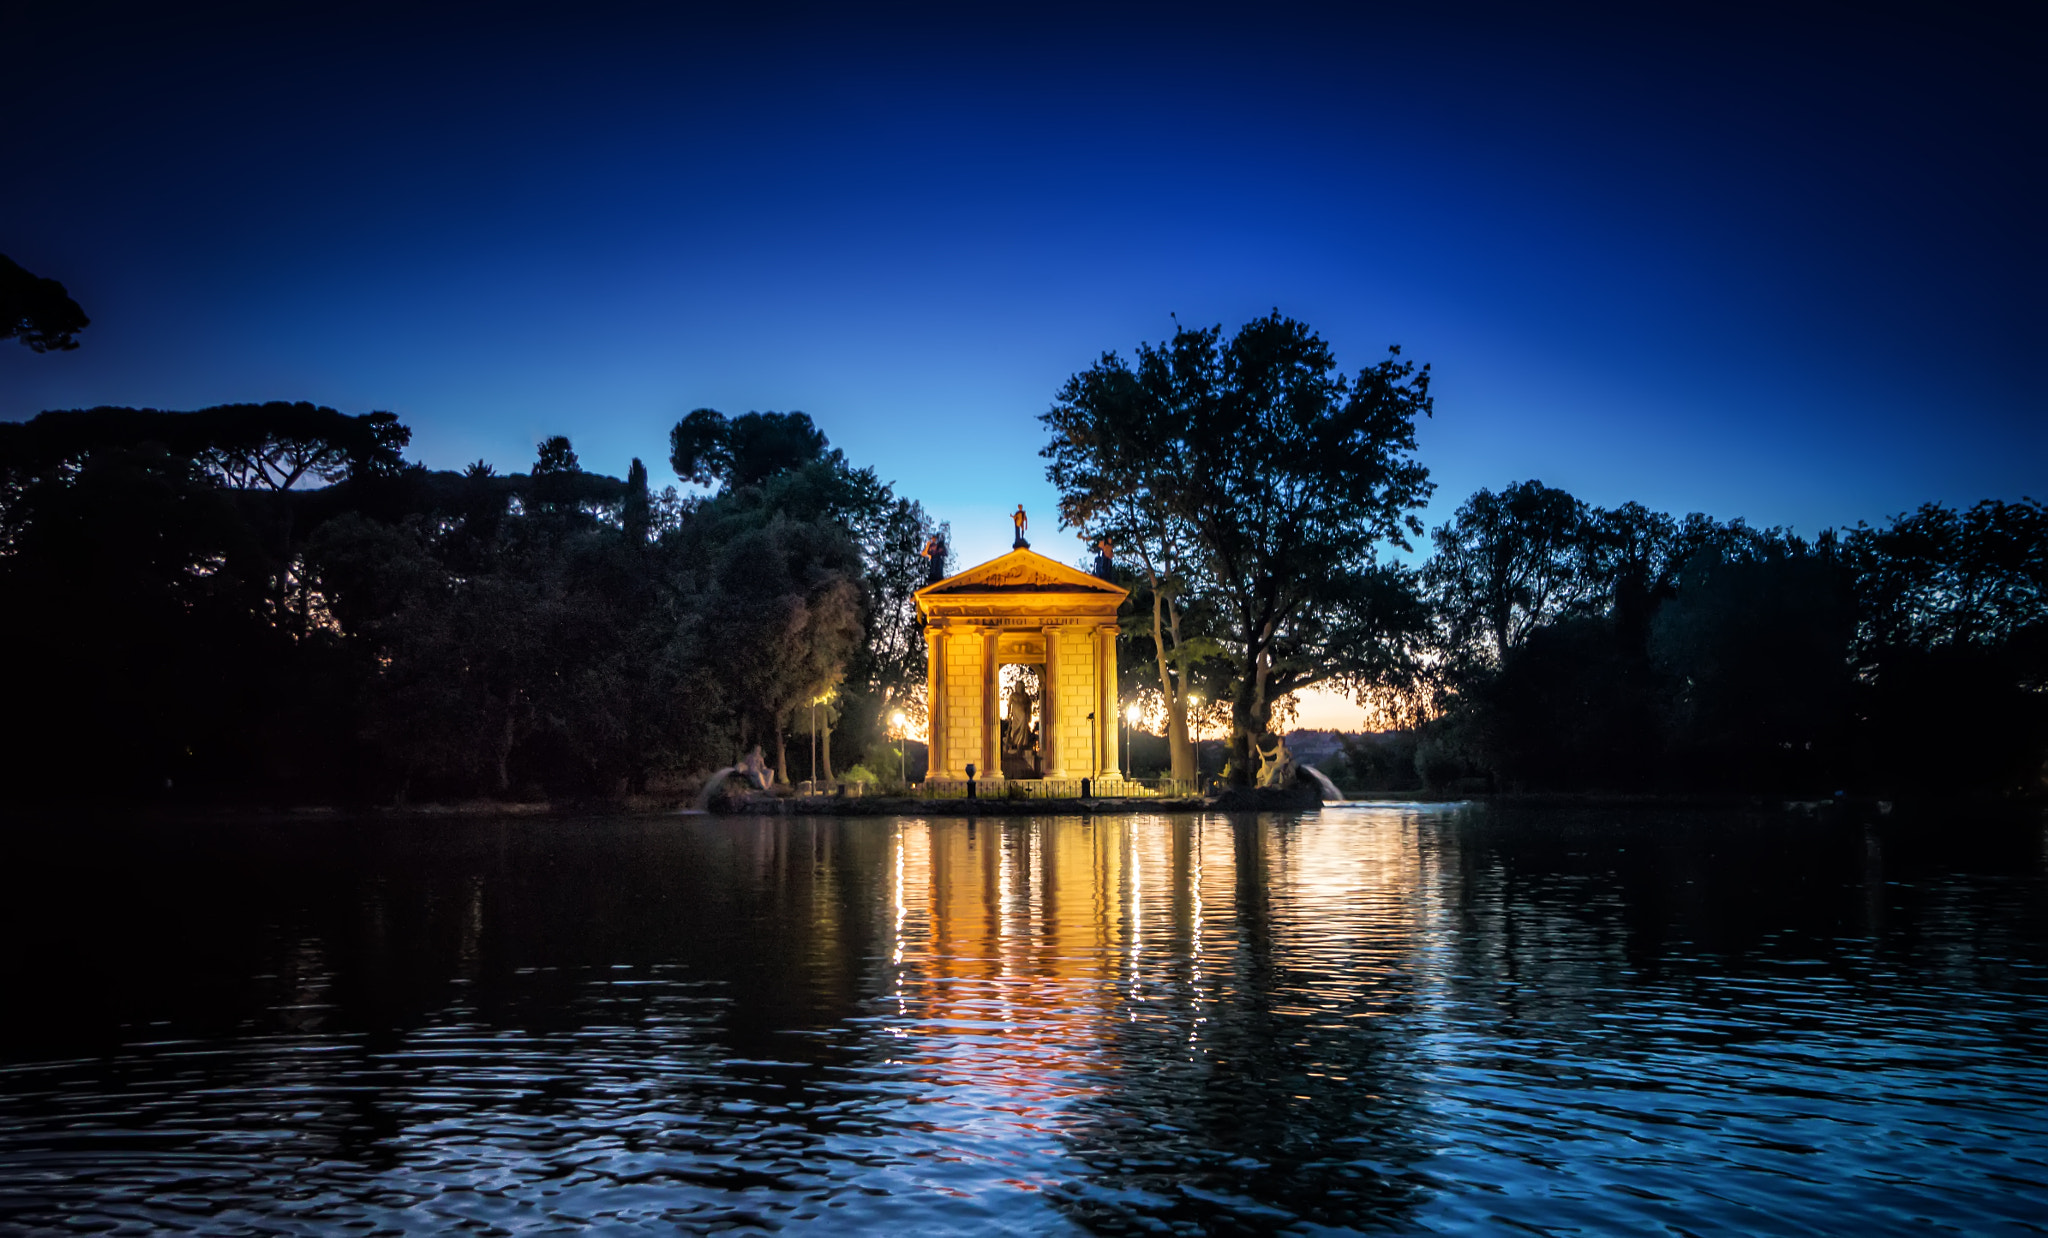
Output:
[{"xmin": 5, "ymin": 1, "xmax": 2041, "ymax": 572}]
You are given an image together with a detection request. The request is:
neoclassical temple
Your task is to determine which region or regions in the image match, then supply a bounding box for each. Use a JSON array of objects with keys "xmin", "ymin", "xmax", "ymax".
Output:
[{"xmin": 914, "ymin": 547, "xmax": 1126, "ymax": 783}]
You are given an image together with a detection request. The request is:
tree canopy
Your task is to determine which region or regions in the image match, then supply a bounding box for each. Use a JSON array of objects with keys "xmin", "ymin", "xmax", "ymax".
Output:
[
  {"xmin": 1, "ymin": 402, "xmax": 411, "ymax": 488},
  {"xmin": 1424, "ymin": 480, "xmax": 1596, "ymax": 668},
  {"xmin": 1044, "ymin": 312, "xmax": 1435, "ymax": 782},
  {"xmin": 663, "ymin": 405, "xmax": 947, "ymax": 778},
  {"xmin": 1, "ymin": 351, "xmax": 2038, "ymax": 805},
  {"xmin": 0, "ymin": 401, "xmax": 945, "ymax": 803},
  {"xmin": 1, "ymin": 254, "xmax": 90, "ymax": 352},
  {"xmin": 669, "ymin": 409, "xmax": 832, "ymax": 489}
]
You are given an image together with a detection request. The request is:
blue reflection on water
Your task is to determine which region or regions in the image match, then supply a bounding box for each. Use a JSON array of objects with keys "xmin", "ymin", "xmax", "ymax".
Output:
[{"xmin": 0, "ymin": 805, "xmax": 2043, "ymax": 1233}]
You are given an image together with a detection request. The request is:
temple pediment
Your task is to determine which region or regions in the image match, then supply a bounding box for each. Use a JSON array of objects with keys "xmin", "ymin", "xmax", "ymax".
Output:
[{"xmin": 915, "ymin": 548, "xmax": 1126, "ymax": 601}]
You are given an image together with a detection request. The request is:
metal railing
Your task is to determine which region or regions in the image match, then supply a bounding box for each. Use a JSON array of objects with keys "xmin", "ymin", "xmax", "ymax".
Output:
[
  {"xmin": 916, "ymin": 776, "xmax": 1198, "ymax": 800},
  {"xmin": 796, "ymin": 779, "xmax": 865, "ymax": 797},
  {"xmin": 792, "ymin": 776, "xmax": 1201, "ymax": 800}
]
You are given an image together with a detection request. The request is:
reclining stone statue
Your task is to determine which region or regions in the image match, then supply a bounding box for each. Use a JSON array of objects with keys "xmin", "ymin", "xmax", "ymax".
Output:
[
  {"xmin": 1255, "ymin": 736, "xmax": 1299, "ymax": 789},
  {"xmin": 693, "ymin": 745, "xmax": 776, "ymax": 809}
]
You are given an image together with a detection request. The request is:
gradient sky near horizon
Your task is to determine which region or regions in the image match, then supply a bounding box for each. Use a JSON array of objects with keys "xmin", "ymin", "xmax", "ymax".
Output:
[{"xmin": 4, "ymin": 2, "xmax": 2041, "ymax": 723}]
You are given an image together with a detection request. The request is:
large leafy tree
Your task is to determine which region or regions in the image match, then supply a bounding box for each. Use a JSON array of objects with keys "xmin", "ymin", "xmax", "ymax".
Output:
[
  {"xmin": 669, "ymin": 408, "xmax": 831, "ymax": 488},
  {"xmin": 1847, "ymin": 499, "xmax": 2046, "ymax": 651},
  {"xmin": 686, "ymin": 514, "xmax": 866, "ymax": 782},
  {"xmin": 1041, "ymin": 332, "xmax": 1212, "ymax": 778},
  {"xmin": 1845, "ymin": 499, "xmax": 2047, "ymax": 793},
  {"xmin": 1045, "ymin": 313, "xmax": 1435, "ymax": 783},
  {"xmin": 1423, "ymin": 480, "xmax": 1596, "ymax": 669},
  {"xmin": 664, "ymin": 407, "xmax": 942, "ymax": 778},
  {"xmin": 1580, "ymin": 500, "xmax": 1682, "ymax": 642}
]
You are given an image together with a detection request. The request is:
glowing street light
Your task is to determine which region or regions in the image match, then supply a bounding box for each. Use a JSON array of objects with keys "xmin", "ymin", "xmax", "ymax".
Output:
[
  {"xmin": 1187, "ymin": 695, "xmax": 1202, "ymax": 787},
  {"xmin": 810, "ymin": 690, "xmax": 832, "ymax": 785},
  {"xmin": 891, "ymin": 710, "xmax": 907, "ymax": 783}
]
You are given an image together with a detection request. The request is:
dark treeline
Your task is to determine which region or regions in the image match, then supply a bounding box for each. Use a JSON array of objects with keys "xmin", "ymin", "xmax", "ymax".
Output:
[
  {"xmin": 1323, "ymin": 481, "xmax": 2047, "ymax": 799},
  {"xmin": 1042, "ymin": 314, "xmax": 2044, "ymax": 801},
  {"xmin": 0, "ymin": 402, "xmax": 944, "ymax": 803},
  {"xmin": 5, "ymin": 309, "xmax": 2042, "ymax": 805}
]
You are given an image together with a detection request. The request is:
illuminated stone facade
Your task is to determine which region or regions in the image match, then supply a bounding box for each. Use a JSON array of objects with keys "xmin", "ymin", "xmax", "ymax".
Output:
[{"xmin": 914, "ymin": 547, "xmax": 1127, "ymax": 781}]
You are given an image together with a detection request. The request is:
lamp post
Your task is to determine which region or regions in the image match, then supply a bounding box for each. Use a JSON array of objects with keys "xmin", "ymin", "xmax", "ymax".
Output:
[
  {"xmin": 1187, "ymin": 694, "xmax": 1202, "ymax": 789},
  {"xmin": 891, "ymin": 710, "xmax": 907, "ymax": 784}
]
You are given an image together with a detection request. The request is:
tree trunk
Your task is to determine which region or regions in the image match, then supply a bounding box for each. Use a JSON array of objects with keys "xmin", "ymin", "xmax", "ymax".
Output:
[
  {"xmin": 1166, "ymin": 695, "xmax": 1194, "ymax": 783},
  {"xmin": 1227, "ymin": 629, "xmax": 1278, "ymax": 786},
  {"xmin": 1147, "ymin": 577, "xmax": 1197, "ymax": 782},
  {"xmin": 1227, "ymin": 694, "xmax": 1279, "ymax": 786},
  {"xmin": 773, "ymin": 714, "xmax": 789, "ymax": 787},
  {"xmin": 1228, "ymin": 704, "xmax": 1254, "ymax": 785},
  {"xmin": 821, "ymin": 714, "xmax": 836, "ymax": 781}
]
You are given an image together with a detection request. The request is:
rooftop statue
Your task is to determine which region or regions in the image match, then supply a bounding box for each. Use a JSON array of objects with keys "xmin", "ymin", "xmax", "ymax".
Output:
[
  {"xmin": 1012, "ymin": 504, "xmax": 1029, "ymax": 549},
  {"xmin": 1092, "ymin": 537, "xmax": 1115, "ymax": 580}
]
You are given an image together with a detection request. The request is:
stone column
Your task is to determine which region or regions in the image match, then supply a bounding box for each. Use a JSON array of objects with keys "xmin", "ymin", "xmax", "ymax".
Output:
[
  {"xmin": 924, "ymin": 625, "xmax": 944, "ymax": 778},
  {"xmin": 1098, "ymin": 623, "xmax": 1120, "ymax": 776},
  {"xmin": 1042, "ymin": 623, "xmax": 1060, "ymax": 777},
  {"xmin": 982, "ymin": 627, "xmax": 1001, "ymax": 779}
]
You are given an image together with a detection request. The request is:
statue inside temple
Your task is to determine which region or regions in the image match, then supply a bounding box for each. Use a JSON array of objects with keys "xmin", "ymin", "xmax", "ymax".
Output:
[{"xmin": 1002, "ymin": 678, "xmax": 1040, "ymax": 778}]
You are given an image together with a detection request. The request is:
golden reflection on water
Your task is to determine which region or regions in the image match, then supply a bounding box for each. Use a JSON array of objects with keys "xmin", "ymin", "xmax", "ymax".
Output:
[
  {"xmin": 877, "ymin": 812, "xmax": 1430, "ymax": 1161},
  {"xmin": 6, "ymin": 808, "xmax": 2045, "ymax": 1234}
]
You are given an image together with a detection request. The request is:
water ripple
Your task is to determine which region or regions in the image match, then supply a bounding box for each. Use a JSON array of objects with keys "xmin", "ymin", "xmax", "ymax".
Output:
[{"xmin": 0, "ymin": 807, "xmax": 2043, "ymax": 1233}]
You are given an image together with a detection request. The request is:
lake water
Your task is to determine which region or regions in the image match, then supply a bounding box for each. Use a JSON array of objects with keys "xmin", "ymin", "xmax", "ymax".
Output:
[{"xmin": 2, "ymin": 805, "xmax": 2045, "ymax": 1234}]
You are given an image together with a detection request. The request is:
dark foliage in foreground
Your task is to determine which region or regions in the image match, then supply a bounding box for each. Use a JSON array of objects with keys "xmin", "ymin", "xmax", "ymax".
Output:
[{"xmin": 0, "ymin": 403, "xmax": 942, "ymax": 803}]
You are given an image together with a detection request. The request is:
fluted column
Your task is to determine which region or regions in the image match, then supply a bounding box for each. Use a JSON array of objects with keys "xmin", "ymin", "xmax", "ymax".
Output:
[
  {"xmin": 982, "ymin": 627, "xmax": 1001, "ymax": 779},
  {"xmin": 1042, "ymin": 624, "xmax": 1060, "ymax": 777},
  {"xmin": 1098, "ymin": 623, "xmax": 1120, "ymax": 776},
  {"xmin": 924, "ymin": 625, "xmax": 944, "ymax": 777}
]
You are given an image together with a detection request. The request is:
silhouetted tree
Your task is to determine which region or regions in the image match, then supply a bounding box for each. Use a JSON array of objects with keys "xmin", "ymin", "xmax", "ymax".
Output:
[
  {"xmin": 533, "ymin": 435, "xmax": 579, "ymax": 475},
  {"xmin": 0, "ymin": 399, "xmax": 913, "ymax": 803},
  {"xmin": 1, "ymin": 403, "xmax": 410, "ymax": 486},
  {"xmin": 1424, "ymin": 480, "xmax": 1596, "ymax": 669},
  {"xmin": 669, "ymin": 408, "xmax": 831, "ymax": 489},
  {"xmin": 1847, "ymin": 499, "xmax": 2047, "ymax": 795},
  {"xmin": 622, "ymin": 458, "xmax": 652, "ymax": 544},
  {"xmin": 1045, "ymin": 313, "xmax": 1434, "ymax": 783},
  {"xmin": 1042, "ymin": 336, "xmax": 1212, "ymax": 779},
  {"xmin": 1580, "ymin": 500, "xmax": 1683, "ymax": 644},
  {"xmin": 1, "ymin": 254, "xmax": 90, "ymax": 352}
]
